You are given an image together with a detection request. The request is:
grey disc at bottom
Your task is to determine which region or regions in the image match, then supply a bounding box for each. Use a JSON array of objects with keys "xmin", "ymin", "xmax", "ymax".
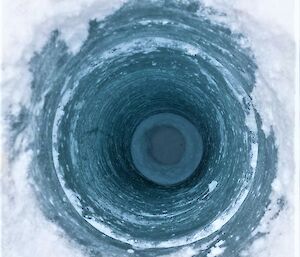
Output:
[{"xmin": 130, "ymin": 113, "xmax": 203, "ymax": 186}]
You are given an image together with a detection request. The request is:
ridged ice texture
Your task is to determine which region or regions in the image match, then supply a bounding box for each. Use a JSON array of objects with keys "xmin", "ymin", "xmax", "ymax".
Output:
[{"xmin": 28, "ymin": 1, "xmax": 277, "ymax": 256}]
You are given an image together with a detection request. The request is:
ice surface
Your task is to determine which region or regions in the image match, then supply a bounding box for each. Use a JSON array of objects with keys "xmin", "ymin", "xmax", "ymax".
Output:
[{"xmin": 1, "ymin": 0, "xmax": 296, "ymax": 256}]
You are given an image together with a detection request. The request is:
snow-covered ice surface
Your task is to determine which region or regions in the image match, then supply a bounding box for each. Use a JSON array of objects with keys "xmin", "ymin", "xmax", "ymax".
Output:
[{"xmin": 1, "ymin": 0, "xmax": 297, "ymax": 257}]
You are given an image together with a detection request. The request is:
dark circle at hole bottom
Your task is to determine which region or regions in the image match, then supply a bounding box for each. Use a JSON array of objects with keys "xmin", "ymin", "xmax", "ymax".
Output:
[
  {"xmin": 147, "ymin": 125, "xmax": 186, "ymax": 165},
  {"xmin": 131, "ymin": 113, "xmax": 203, "ymax": 186}
]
